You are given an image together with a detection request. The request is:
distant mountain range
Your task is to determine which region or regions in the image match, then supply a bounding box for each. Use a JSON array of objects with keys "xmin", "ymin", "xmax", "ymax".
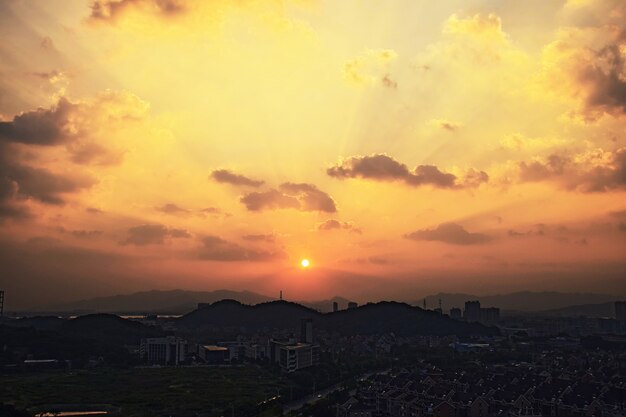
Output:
[
  {"xmin": 533, "ymin": 302, "xmax": 617, "ymax": 318},
  {"xmin": 420, "ymin": 291, "xmax": 620, "ymax": 313},
  {"xmin": 37, "ymin": 290, "xmax": 355, "ymax": 315},
  {"xmin": 31, "ymin": 289, "xmax": 623, "ymax": 317}
]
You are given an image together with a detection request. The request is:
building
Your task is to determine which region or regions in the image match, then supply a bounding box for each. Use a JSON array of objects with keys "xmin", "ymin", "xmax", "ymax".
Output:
[
  {"xmin": 616, "ymin": 301, "xmax": 626, "ymax": 321},
  {"xmin": 480, "ymin": 307, "xmax": 500, "ymax": 325},
  {"xmin": 463, "ymin": 301, "xmax": 500, "ymax": 325},
  {"xmin": 270, "ymin": 339, "xmax": 319, "ymax": 373},
  {"xmin": 198, "ymin": 345, "xmax": 228, "ymax": 364},
  {"xmin": 300, "ymin": 318, "xmax": 313, "ymax": 344},
  {"xmin": 278, "ymin": 343, "xmax": 320, "ymax": 373},
  {"xmin": 140, "ymin": 336, "xmax": 188, "ymax": 365},
  {"xmin": 348, "ymin": 302, "xmax": 358, "ymax": 309},
  {"xmin": 464, "ymin": 301, "xmax": 481, "ymax": 322},
  {"xmin": 449, "ymin": 308, "xmax": 462, "ymax": 320},
  {"xmin": 333, "ymin": 301, "xmax": 339, "ymax": 312}
]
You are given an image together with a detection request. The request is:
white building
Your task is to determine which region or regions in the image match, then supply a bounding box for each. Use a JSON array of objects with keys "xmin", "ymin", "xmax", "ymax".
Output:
[{"xmin": 140, "ymin": 336, "xmax": 188, "ymax": 365}]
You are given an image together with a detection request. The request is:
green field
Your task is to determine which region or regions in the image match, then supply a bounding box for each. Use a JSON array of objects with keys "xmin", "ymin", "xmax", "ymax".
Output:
[{"xmin": 1, "ymin": 367, "xmax": 286, "ymax": 417}]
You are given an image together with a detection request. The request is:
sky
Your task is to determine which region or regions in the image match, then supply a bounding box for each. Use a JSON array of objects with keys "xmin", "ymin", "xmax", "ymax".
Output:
[{"xmin": 0, "ymin": 0, "xmax": 625, "ymax": 310}]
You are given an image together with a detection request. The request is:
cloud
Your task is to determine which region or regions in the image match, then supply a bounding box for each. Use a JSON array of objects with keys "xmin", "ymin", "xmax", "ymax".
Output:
[
  {"xmin": 211, "ymin": 169, "xmax": 264, "ymax": 187},
  {"xmin": 279, "ymin": 183, "xmax": 337, "ymax": 212},
  {"xmin": 0, "ymin": 157, "xmax": 95, "ymax": 205},
  {"xmin": 0, "ymin": 98, "xmax": 75, "ymax": 146},
  {"xmin": 0, "ymin": 92, "xmax": 148, "ymax": 165},
  {"xmin": 404, "ymin": 223, "xmax": 492, "ymax": 245},
  {"xmin": 381, "ymin": 74, "xmax": 398, "ymax": 89},
  {"xmin": 540, "ymin": 1, "xmax": 626, "ymax": 119},
  {"xmin": 432, "ymin": 119, "xmax": 463, "ymax": 132},
  {"xmin": 155, "ymin": 203, "xmax": 190, "ymax": 215},
  {"xmin": 518, "ymin": 147, "xmax": 626, "ymax": 192},
  {"xmin": 240, "ymin": 189, "xmax": 300, "ymax": 211},
  {"xmin": 57, "ymin": 227, "xmax": 105, "ymax": 238},
  {"xmin": 122, "ymin": 224, "xmax": 191, "ymax": 245},
  {"xmin": 89, "ymin": 0, "xmax": 186, "ymax": 23},
  {"xmin": 344, "ymin": 49, "xmax": 398, "ymax": 87},
  {"xmin": 240, "ymin": 183, "xmax": 337, "ymax": 213},
  {"xmin": 241, "ymin": 234, "xmax": 275, "ymax": 242},
  {"xmin": 317, "ymin": 219, "xmax": 362, "ymax": 234},
  {"xmin": 443, "ymin": 13, "xmax": 508, "ymax": 44},
  {"xmin": 368, "ymin": 256, "xmax": 389, "ymax": 265},
  {"xmin": 327, "ymin": 154, "xmax": 487, "ymax": 189},
  {"xmin": 197, "ymin": 235, "xmax": 281, "ymax": 262}
]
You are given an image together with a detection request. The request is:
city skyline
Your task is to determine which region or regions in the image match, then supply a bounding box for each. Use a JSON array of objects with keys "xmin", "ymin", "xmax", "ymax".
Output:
[{"xmin": 1, "ymin": 0, "xmax": 626, "ymax": 309}]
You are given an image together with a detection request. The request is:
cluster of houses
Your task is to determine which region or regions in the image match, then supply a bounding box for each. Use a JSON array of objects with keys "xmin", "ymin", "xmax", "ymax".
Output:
[{"xmin": 337, "ymin": 351, "xmax": 625, "ymax": 417}]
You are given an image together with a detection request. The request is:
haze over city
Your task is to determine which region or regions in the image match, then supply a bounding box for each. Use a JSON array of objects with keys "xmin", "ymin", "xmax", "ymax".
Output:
[{"xmin": 1, "ymin": 0, "xmax": 626, "ymax": 311}]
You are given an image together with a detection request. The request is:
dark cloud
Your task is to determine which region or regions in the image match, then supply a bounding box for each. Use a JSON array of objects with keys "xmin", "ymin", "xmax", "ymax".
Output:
[
  {"xmin": 155, "ymin": 203, "xmax": 189, "ymax": 215},
  {"xmin": 58, "ymin": 228, "xmax": 104, "ymax": 238},
  {"xmin": 608, "ymin": 209, "xmax": 626, "ymax": 219},
  {"xmin": 89, "ymin": 0, "xmax": 186, "ymax": 23},
  {"xmin": 368, "ymin": 256, "xmax": 389, "ymax": 265},
  {"xmin": 240, "ymin": 183, "xmax": 337, "ymax": 213},
  {"xmin": 0, "ymin": 155, "xmax": 95, "ymax": 206},
  {"xmin": 404, "ymin": 222, "xmax": 491, "ymax": 245},
  {"xmin": 317, "ymin": 219, "xmax": 361, "ymax": 234},
  {"xmin": 40, "ymin": 36, "xmax": 55, "ymax": 50},
  {"xmin": 197, "ymin": 235, "xmax": 281, "ymax": 262},
  {"xmin": 240, "ymin": 189, "xmax": 300, "ymax": 211},
  {"xmin": 437, "ymin": 120, "xmax": 462, "ymax": 132},
  {"xmin": 241, "ymin": 234, "xmax": 275, "ymax": 242},
  {"xmin": 327, "ymin": 154, "xmax": 484, "ymax": 188},
  {"xmin": 580, "ymin": 42, "xmax": 626, "ymax": 116},
  {"xmin": 381, "ymin": 74, "xmax": 398, "ymax": 89},
  {"xmin": 463, "ymin": 169, "xmax": 489, "ymax": 187},
  {"xmin": 211, "ymin": 169, "xmax": 264, "ymax": 187},
  {"xmin": 0, "ymin": 98, "xmax": 74, "ymax": 146},
  {"xmin": 0, "ymin": 202, "xmax": 32, "ymax": 221},
  {"xmin": 519, "ymin": 148, "xmax": 626, "ymax": 192},
  {"xmin": 279, "ymin": 183, "xmax": 337, "ymax": 212},
  {"xmin": 122, "ymin": 224, "xmax": 191, "ymax": 246}
]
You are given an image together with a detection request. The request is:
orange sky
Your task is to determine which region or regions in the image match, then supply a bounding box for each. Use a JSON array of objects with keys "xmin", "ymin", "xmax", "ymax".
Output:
[{"xmin": 1, "ymin": 0, "xmax": 625, "ymax": 309}]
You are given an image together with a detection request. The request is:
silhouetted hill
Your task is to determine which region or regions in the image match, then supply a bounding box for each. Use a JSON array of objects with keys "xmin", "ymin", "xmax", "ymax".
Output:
[
  {"xmin": 300, "ymin": 296, "xmax": 353, "ymax": 313},
  {"xmin": 178, "ymin": 299, "xmax": 319, "ymax": 330},
  {"xmin": 61, "ymin": 314, "xmax": 166, "ymax": 345},
  {"xmin": 2, "ymin": 314, "xmax": 165, "ymax": 346},
  {"xmin": 178, "ymin": 300, "xmax": 497, "ymax": 336},
  {"xmin": 325, "ymin": 301, "xmax": 496, "ymax": 336},
  {"xmin": 420, "ymin": 291, "xmax": 618, "ymax": 312},
  {"xmin": 39, "ymin": 289, "xmax": 275, "ymax": 314},
  {"xmin": 533, "ymin": 302, "xmax": 617, "ymax": 318}
]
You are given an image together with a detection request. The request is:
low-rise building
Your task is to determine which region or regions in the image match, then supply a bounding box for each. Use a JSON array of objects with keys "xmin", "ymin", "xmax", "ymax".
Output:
[{"xmin": 140, "ymin": 336, "xmax": 188, "ymax": 365}]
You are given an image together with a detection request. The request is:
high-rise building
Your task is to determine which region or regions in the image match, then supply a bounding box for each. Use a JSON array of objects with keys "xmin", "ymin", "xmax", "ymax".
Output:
[
  {"xmin": 463, "ymin": 301, "xmax": 500, "ymax": 325},
  {"xmin": 464, "ymin": 301, "xmax": 481, "ymax": 322},
  {"xmin": 300, "ymin": 318, "xmax": 313, "ymax": 344},
  {"xmin": 480, "ymin": 307, "xmax": 500, "ymax": 325},
  {"xmin": 616, "ymin": 301, "xmax": 626, "ymax": 321},
  {"xmin": 333, "ymin": 301, "xmax": 338, "ymax": 312},
  {"xmin": 348, "ymin": 301, "xmax": 358, "ymax": 309}
]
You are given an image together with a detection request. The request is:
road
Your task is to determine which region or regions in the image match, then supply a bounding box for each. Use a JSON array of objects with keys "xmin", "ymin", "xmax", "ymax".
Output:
[{"xmin": 281, "ymin": 369, "xmax": 389, "ymax": 415}]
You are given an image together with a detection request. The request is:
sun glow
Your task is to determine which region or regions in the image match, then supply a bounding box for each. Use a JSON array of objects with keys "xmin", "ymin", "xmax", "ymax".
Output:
[{"xmin": 300, "ymin": 259, "xmax": 311, "ymax": 268}]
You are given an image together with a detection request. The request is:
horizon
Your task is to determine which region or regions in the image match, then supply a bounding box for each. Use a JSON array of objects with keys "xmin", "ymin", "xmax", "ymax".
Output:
[
  {"xmin": 8, "ymin": 286, "xmax": 625, "ymax": 314},
  {"xmin": 1, "ymin": 0, "xmax": 626, "ymax": 311}
]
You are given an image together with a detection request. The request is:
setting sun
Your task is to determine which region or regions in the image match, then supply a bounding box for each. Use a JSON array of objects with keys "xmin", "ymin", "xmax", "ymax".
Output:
[{"xmin": 300, "ymin": 259, "xmax": 311, "ymax": 269}]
